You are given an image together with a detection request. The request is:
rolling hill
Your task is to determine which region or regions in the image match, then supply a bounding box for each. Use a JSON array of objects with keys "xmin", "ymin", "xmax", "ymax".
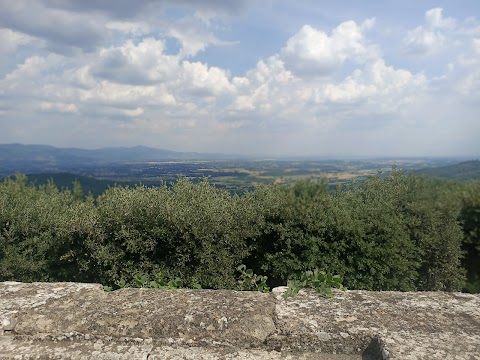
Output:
[{"xmin": 416, "ymin": 160, "xmax": 480, "ymax": 180}]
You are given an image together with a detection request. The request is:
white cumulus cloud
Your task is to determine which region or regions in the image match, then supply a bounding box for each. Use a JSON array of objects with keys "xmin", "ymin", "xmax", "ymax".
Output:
[
  {"xmin": 403, "ymin": 8, "xmax": 456, "ymax": 55},
  {"xmin": 0, "ymin": 2, "xmax": 479, "ymax": 156},
  {"xmin": 91, "ymin": 38, "xmax": 178, "ymax": 85},
  {"xmin": 0, "ymin": 28, "xmax": 33, "ymax": 55},
  {"xmin": 280, "ymin": 19, "xmax": 378, "ymax": 77}
]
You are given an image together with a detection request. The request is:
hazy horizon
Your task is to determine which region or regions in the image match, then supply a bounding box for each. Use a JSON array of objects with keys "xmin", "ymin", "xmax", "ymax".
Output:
[
  {"xmin": 1, "ymin": 142, "xmax": 478, "ymax": 161},
  {"xmin": 1, "ymin": 1, "xmax": 479, "ymax": 157}
]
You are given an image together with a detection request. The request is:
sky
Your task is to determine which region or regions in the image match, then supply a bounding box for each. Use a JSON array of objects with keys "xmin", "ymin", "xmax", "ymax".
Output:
[{"xmin": 0, "ymin": 0, "xmax": 479, "ymax": 157}]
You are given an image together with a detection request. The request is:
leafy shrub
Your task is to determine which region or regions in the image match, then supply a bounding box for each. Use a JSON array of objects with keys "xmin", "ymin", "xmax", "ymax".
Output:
[
  {"xmin": 0, "ymin": 175, "xmax": 97, "ymax": 282},
  {"xmin": 350, "ymin": 171, "xmax": 465, "ymax": 291},
  {"xmin": 235, "ymin": 264, "xmax": 269, "ymax": 293},
  {"xmin": 92, "ymin": 178, "xmax": 252, "ymax": 289},
  {"xmin": 459, "ymin": 181, "xmax": 480, "ymax": 292},
  {"xmin": 241, "ymin": 179, "xmax": 331, "ymax": 286},
  {"xmin": 0, "ymin": 172, "xmax": 472, "ymax": 293},
  {"xmin": 106, "ymin": 271, "xmax": 201, "ymax": 291},
  {"xmin": 284, "ymin": 268, "xmax": 346, "ymax": 298},
  {"xmin": 244, "ymin": 171, "xmax": 466, "ymax": 292}
]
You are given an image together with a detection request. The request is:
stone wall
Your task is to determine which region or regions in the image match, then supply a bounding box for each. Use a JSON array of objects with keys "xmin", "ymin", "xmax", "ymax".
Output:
[{"xmin": 1, "ymin": 282, "xmax": 479, "ymax": 359}]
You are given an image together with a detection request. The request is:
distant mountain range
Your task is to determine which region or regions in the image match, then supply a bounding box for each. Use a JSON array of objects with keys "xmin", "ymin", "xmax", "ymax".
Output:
[
  {"xmin": 0, "ymin": 143, "xmax": 241, "ymax": 176},
  {"xmin": 0, "ymin": 143, "xmax": 239, "ymax": 162}
]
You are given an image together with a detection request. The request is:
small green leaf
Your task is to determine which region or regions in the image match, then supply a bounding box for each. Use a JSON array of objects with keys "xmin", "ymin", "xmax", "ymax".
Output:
[{"xmin": 237, "ymin": 264, "xmax": 246, "ymax": 272}]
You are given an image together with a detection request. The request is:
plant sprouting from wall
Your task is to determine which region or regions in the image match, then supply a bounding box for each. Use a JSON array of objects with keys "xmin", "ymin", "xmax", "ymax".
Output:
[
  {"xmin": 235, "ymin": 264, "xmax": 270, "ymax": 293},
  {"xmin": 284, "ymin": 268, "xmax": 346, "ymax": 298}
]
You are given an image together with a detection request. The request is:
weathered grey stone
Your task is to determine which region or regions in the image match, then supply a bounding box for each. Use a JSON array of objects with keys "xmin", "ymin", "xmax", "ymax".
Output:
[
  {"xmin": 1, "ymin": 282, "xmax": 479, "ymax": 359},
  {"xmin": 272, "ymin": 287, "xmax": 480, "ymax": 359},
  {"xmin": 0, "ymin": 336, "xmax": 362, "ymax": 360},
  {"xmin": 0, "ymin": 282, "xmax": 276, "ymax": 348}
]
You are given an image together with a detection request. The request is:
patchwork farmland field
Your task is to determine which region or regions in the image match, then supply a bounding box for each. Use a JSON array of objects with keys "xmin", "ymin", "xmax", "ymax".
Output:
[{"xmin": 9, "ymin": 157, "xmax": 460, "ymax": 196}]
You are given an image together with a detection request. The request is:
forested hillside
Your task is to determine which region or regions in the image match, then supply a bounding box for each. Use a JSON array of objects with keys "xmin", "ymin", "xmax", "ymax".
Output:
[
  {"xmin": 416, "ymin": 160, "xmax": 480, "ymax": 180},
  {"xmin": 0, "ymin": 172, "xmax": 479, "ymax": 293},
  {"xmin": 4, "ymin": 173, "xmax": 161, "ymax": 198}
]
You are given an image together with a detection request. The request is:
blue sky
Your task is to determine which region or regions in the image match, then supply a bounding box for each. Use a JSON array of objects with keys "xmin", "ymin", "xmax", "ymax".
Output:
[{"xmin": 0, "ymin": 0, "xmax": 479, "ymax": 157}]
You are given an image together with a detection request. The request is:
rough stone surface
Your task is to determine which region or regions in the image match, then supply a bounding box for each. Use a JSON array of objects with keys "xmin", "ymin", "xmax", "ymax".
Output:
[
  {"xmin": 272, "ymin": 287, "xmax": 480, "ymax": 359},
  {"xmin": 0, "ymin": 337, "xmax": 362, "ymax": 359},
  {"xmin": 1, "ymin": 281, "xmax": 479, "ymax": 359}
]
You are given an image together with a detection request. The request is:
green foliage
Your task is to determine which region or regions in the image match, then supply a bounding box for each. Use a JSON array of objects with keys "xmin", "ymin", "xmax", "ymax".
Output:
[
  {"xmin": 241, "ymin": 179, "xmax": 332, "ymax": 287},
  {"xmin": 284, "ymin": 268, "xmax": 346, "ymax": 298},
  {"xmin": 0, "ymin": 172, "xmax": 476, "ymax": 294},
  {"xmin": 0, "ymin": 175, "xmax": 98, "ymax": 283},
  {"xmin": 109, "ymin": 272, "xmax": 201, "ymax": 290},
  {"xmin": 244, "ymin": 171, "xmax": 466, "ymax": 292},
  {"xmin": 458, "ymin": 181, "xmax": 480, "ymax": 292},
  {"xmin": 91, "ymin": 178, "xmax": 252, "ymax": 289},
  {"xmin": 235, "ymin": 264, "xmax": 269, "ymax": 293},
  {"xmin": 416, "ymin": 160, "xmax": 480, "ymax": 181},
  {"xmin": 463, "ymin": 274, "xmax": 480, "ymax": 294},
  {"xmin": 354, "ymin": 171, "xmax": 465, "ymax": 291}
]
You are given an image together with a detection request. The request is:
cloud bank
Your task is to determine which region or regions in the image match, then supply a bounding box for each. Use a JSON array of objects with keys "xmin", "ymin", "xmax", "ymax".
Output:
[{"xmin": 0, "ymin": 1, "xmax": 479, "ymax": 157}]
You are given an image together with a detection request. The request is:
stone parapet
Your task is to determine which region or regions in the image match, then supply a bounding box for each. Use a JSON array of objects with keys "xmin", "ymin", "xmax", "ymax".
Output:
[{"xmin": 1, "ymin": 282, "xmax": 479, "ymax": 359}]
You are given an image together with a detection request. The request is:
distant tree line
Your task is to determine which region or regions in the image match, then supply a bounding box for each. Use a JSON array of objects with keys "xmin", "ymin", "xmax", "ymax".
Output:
[{"xmin": 0, "ymin": 171, "xmax": 479, "ymax": 293}]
